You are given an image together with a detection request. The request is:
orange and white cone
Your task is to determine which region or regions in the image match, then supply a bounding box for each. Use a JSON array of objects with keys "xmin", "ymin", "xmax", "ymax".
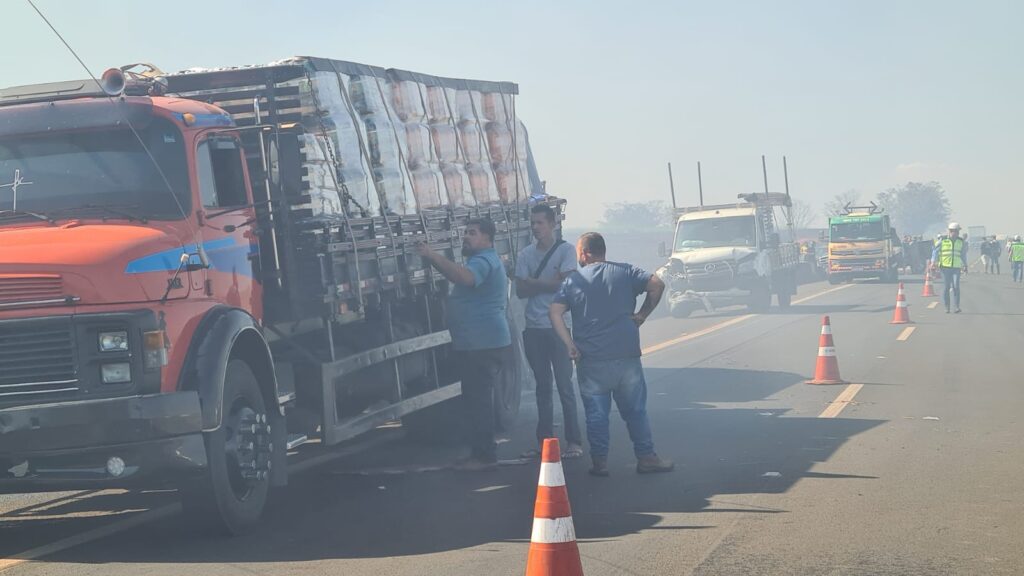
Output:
[
  {"xmin": 890, "ymin": 282, "xmax": 912, "ymax": 324},
  {"xmin": 921, "ymin": 274, "xmax": 937, "ymax": 297},
  {"xmin": 807, "ymin": 315, "xmax": 845, "ymax": 385},
  {"xmin": 525, "ymin": 438, "xmax": 584, "ymax": 576}
]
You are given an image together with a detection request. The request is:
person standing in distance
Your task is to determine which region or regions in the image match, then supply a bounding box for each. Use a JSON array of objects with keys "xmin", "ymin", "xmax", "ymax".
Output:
[
  {"xmin": 1010, "ymin": 235, "xmax": 1024, "ymax": 283},
  {"xmin": 515, "ymin": 204, "xmax": 583, "ymax": 459},
  {"xmin": 417, "ymin": 218, "xmax": 509, "ymax": 471},
  {"xmin": 932, "ymin": 222, "xmax": 968, "ymax": 313},
  {"xmin": 549, "ymin": 232, "xmax": 674, "ymax": 477}
]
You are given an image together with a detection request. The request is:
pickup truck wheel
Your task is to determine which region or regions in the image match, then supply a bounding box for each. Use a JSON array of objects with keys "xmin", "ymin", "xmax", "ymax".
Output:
[
  {"xmin": 181, "ymin": 359, "xmax": 271, "ymax": 536},
  {"xmin": 827, "ymin": 275, "xmax": 841, "ymax": 285}
]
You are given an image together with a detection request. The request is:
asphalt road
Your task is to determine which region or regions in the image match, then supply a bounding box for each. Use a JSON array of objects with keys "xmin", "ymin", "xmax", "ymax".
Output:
[{"xmin": 3, "ymin": 273, "xmax": 1023, "ymax": 575}]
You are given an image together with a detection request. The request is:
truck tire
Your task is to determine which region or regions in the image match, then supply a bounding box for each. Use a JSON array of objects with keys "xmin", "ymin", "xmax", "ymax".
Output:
[
  {"xmin": 181, "ymin": 359, "xmax": 271, "ymax": 536},
  {"xmin": 495, "ymin": 311, "xmax": 524, "ymax": 435},
  {"xmin": 670, "ymin": 301, "xmax": 694, "ymax": 318},
  {"xmin": 748, "ymin": 284, "xmax": 771, "ymax": 313},
  {"xmin": 827, "ymin": 274, "xmax": 841, "ymax": 285},
  {"xmin": 777, "ymin": 291, "xmax": 792, "ymax": 309}
]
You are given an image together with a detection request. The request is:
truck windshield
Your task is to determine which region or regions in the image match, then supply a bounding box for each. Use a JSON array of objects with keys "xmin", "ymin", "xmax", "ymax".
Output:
[
  {"xmin": 674, "ymin": 216, "xmax": 755, "ymax": 251},
  {"xmin": 0, "ymin": 117, "xmax": 190, "ymax": 221},
  {"xmin": 831, "ymin": 220, "xmax": 883, "ymax": 241}
]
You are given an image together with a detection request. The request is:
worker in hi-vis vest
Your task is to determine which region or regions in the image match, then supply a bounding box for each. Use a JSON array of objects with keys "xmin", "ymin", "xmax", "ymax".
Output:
[
  {"xmin": 931, "ymin": 222, "xmax": 968, "ymax": 314},
  {"xmin": 1010, "ymin": 235, "xmax": 1024, "ymax": 283}
]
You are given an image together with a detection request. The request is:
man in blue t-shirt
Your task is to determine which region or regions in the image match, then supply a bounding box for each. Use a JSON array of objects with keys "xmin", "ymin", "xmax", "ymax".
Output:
[
  {"xmin": 550, "ymin": 232, "xmax": 674, "ymax": 477},
  {"xmin": 417, "ymin": 218, "xmax": 510, "ymax": 471}
]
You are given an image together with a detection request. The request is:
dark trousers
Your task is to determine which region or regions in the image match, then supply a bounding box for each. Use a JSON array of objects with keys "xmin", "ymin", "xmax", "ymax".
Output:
[
  {"xmin": 941, "ymin": 267, "xmax": 961, "ymax": 310},
  {"xmin": 457, "ymin": 347, "xmax": 508, "ymax": 462},
  {"xmin": 523, "ymin": 328, "xmax": 582, "ymax": 447}
]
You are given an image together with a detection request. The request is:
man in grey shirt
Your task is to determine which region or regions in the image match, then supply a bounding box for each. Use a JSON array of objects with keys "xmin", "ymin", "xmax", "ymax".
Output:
[{"xmin": 514, "ymin": 204, "xmax": 583, "ymax": 459}]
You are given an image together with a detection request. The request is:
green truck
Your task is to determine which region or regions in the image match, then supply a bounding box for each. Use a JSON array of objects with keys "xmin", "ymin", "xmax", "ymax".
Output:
[{"xmin": 827, "ymin": 205, "xmax": 903, "ymax": 283}]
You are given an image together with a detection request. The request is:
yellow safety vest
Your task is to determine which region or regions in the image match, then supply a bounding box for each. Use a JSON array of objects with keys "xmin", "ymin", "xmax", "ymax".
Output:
[
  {"xmin": 1012, "ymin": 242, "xmax": 1024, "ymax": 262},
  {"xmin": 939, "ymin": 238, "xmax": 964, "ymax": 268}
]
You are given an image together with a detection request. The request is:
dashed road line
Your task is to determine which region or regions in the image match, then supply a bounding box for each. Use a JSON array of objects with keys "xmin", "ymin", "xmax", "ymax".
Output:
[
  {"xmin": 896, "ymin": 326, "xmax": 916, "ymax": 341},
  {"xmin": 643, "ymin": 283, "xmax": 854, "ymax": 356},
  {"xmin": 927, "ymin": 302, "xmax": 939, "ymax": 309},
  {"xmin": 819, "ymin": 383, "xmax": 864, "ymax": 418}
]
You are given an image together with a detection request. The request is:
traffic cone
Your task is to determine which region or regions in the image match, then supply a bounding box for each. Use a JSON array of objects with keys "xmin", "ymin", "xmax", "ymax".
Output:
[
  {"xmin": 921, "ymin": 273, "xmax": 937, "ymax": 297},
  {"xmin": 890, "ymin": 282, "xmax": 912, "ymax": 324},
  {"xmin": 525, "ymin": 438, "xmax": 584, "ymax": 576},
  {"xmin": 807, "ymin": 315, "xmax": 845, "ymax": 385}
]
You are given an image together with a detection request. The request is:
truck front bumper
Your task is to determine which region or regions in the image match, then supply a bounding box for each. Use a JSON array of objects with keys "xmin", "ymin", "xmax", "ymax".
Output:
[{"xmin": 0, "ymin": 392, "xmax": 206, "ymax": 492}]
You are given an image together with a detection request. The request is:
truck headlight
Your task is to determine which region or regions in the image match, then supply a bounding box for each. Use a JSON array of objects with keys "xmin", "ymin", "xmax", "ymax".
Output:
[
  {"xmin": 99, "ymin": 331, "xmax": 129, "ymax": 352},
  {"xmin": 101, "ymin": 362, "xmax": 132, "ymax": 384}
]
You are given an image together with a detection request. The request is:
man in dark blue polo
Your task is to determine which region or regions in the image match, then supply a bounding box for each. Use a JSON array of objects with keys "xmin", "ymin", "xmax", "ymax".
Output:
[
  {"xmin": 417, "ymin": 218, "xmax": 509, "ymax": 471},
  {"xmin": 549, "ymin": 232, "xmax": 674, "ymax": 477}
]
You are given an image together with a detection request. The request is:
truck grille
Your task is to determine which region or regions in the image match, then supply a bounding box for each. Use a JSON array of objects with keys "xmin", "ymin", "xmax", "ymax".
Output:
[
  {"xmin": 683, "ymin": 260, "xmax": 735, "ymax": 278},
  {"xmin": 0, "ymin": 275, "xmax": 64, "ymax": 306},
  {"xmin": 0, "ymin": 318, "xmax": 78, "ymax": 401}
]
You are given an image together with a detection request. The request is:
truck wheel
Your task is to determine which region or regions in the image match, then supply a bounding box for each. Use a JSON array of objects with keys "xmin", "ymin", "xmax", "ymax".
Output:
[
  {"xmin": 777, "ymin": 291, "xmax": 792, "ymax": 309},
  {"xmin": 827, "ymin": 275, "xmax": 840, "ymax": 285},
  {"xmin": 670, "ymin": 302, "xmax": 693, "ymax": 318},
  {"xmin": 748, "ymin": 285, "xmax": 771, "ymax": 313},
  {"xmin": 495, "ymin": 310, "xmax": 524, "ymax": 434},
  {"xmin": 181, "ymin": 359, "xmax": 271, "ymax": 536}
]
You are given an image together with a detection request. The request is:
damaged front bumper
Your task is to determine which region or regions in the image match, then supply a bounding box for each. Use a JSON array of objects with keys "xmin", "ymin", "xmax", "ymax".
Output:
[{"xmin": 0, "ymin": 392, "xmax": 206, "ymax": 492}]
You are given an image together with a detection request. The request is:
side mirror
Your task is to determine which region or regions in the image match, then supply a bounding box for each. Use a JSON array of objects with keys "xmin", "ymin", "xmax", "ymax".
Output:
[{"xmin": 658, "ymin": 241, "xmax": 668, "ymax": 258}]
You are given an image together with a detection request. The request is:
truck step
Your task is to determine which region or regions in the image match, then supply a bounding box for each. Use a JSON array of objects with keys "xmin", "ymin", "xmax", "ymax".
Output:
[{"xmin": 286, "ymin": 434, "xmax": 309, "ymax": 450}]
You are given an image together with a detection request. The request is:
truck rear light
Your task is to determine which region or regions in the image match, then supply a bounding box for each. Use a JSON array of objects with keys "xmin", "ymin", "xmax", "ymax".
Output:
[
  {"xmin": 101, "ymin": 363, "xmax": 132, "ymax": 384},
  {"xmin": 143, "ymin": 330, "xmax": 169, "ymax": 369}
]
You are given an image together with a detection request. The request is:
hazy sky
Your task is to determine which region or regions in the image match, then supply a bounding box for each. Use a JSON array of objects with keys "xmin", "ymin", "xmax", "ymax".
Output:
[{"xmin": 3, "ymin": 0, "xmax": 1021, "ymax": 232}]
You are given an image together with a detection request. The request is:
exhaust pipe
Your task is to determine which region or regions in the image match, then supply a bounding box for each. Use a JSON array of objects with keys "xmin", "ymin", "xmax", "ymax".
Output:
[{"xmin": 98, "ymin": 68, "xmax": 126, "ymax": 96}]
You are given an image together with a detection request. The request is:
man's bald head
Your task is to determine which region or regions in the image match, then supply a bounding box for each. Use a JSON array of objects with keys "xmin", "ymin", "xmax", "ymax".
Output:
[{"xmin": 576, "ymin": 232, "xmax": 606, "ymax": 266}]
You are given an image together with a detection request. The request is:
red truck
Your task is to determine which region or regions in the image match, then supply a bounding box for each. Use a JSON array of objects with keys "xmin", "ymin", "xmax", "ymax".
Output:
[{"xmin": 0, "ymin": 58, "xmax": 559, "ymax": 533}]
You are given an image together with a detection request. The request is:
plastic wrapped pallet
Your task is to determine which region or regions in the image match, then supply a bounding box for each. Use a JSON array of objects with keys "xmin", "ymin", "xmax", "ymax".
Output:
[{"xmin": 166, "ymin": 56, "xmax": 543, "ymax": 218}]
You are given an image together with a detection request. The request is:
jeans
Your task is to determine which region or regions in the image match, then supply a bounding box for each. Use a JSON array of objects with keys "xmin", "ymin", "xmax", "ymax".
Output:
[
  {"xmin": 940, "ymin": 267, "xmax": 961, "ymax": 310},
  {"xmin": 456, "ymin": 347, "xmax": 508, "ymax": 462},
  {"xmin": 1014, "ymin": 261, "xmax": 1024, "ymax": 282},
  {"xmin": 523, "ymin": 328, "xmax": 582, "ymax": 447},
  {"xmin": 576, "ymin": 357, "xmax": 655, "ymax": 459}
]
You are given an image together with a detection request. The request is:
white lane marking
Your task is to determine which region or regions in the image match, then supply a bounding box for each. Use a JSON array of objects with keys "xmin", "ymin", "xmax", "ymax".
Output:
[
  {"xmin": 538, "ymin": 462, "xmax": 566, "ymax": 487},
  {"xmin": 928, "ymin": 302, "xmax": 939, "ymax": 309},
  {"xmin": 643, "ymin": 283, "xmax": 854, "ymax": 356},
  {"xmin": 530, "ymin": 516, "xmax": 577, "ymax": 544},
  {"xmin": 897, "ymin": 326, "xmax": 916, "ymax": 341},
  {"xmin": 473, "ymin": 485, "xmax": 510, "ymax": 493},
  {"xmin": 818, "ymin": 383, "xmax": 864, "ymax": 418},
  {"xmin": 0, "ymin": 431, "xmax": 400, "ymax": 572}
]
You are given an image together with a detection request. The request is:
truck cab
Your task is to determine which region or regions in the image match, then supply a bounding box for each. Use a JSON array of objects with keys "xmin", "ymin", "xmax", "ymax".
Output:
[
  {"xmin": 826, "ymin": 205, "xmax": 902, "ymax": 284},
  {"xmin": 657, "ymin": 193, "xmax": 799, "ymax": 317}
]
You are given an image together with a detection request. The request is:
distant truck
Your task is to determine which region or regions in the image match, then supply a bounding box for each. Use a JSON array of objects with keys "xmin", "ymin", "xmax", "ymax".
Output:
[
  {"xmin": 826, "ymin": 204, "xmax": 902, "ymax": 283},
  {"xmin": 657, "ymin": 193, "xmax": 800, "ymax": 317}
]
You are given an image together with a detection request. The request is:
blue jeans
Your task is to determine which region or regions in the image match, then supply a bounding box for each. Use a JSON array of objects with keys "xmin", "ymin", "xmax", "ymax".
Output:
[
  {"xmin": 1014, "ymin": 261, "xmax": 1023, "ymax": 282},
  {"xmin": 940, "ymin": 267, "xmax": 961, "ymax": 310},
  {"xmin": 576, "ymin": 357, "xmax": 655, "ymax": 459}
]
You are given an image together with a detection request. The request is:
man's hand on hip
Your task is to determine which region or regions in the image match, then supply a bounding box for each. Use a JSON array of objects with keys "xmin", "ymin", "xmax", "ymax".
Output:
[{"xmin": 632, "ymin": 312, "xmax": 648, "ymax": 327}]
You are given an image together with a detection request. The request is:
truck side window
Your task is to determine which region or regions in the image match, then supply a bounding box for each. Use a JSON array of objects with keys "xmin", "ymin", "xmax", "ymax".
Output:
[{"xmin": 197, "ymin": 139, "xmax": 248, "ymax": 208}]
